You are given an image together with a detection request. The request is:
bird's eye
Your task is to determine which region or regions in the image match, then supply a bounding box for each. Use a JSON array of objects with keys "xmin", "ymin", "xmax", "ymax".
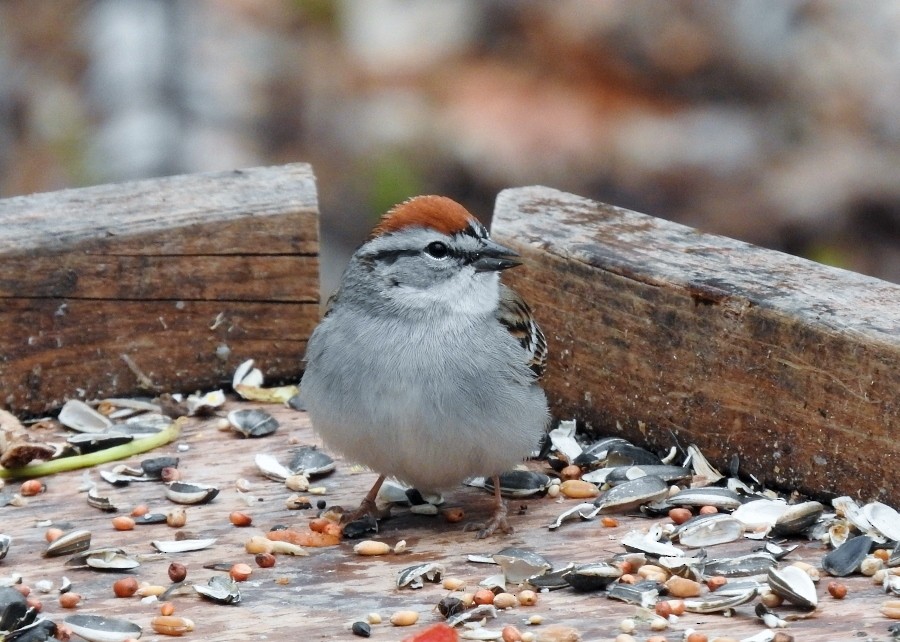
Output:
[{"xmin": 425, "ymin": 241, "xmax": 450, "ymax": 259}]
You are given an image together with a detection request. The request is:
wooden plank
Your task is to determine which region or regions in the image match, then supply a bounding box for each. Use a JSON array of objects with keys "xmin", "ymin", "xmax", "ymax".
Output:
[
  {"xmin": 0, "ymin": 164, "xmax": 319, "ymax": 415},
  {"xmin": 491, "ymin": 186, "xmax": 900, "ymax": 505},
  {"xmin": 0, "ymin": 401, "xmax": 893, "ymax": 642}
]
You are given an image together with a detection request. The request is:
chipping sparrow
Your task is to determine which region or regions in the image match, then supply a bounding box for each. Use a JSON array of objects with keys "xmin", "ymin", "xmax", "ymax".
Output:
[{"xmin": 301, "ymin": 195, "xmax": 549, "ymax": 537}]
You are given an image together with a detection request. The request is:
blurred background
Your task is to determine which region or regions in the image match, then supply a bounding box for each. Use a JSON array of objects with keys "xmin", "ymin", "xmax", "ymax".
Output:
[{"xmin": 2, "ymin": 0, "xmax": 899, "ymax": 297}]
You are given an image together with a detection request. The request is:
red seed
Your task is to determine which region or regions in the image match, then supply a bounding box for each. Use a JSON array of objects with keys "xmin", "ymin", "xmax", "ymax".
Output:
[
  {"xmin": 113, "ymin": 577, "xmax": 139, "ymax": 598},
  {"xmin": 229, "ymin": 511, "xmax": 253, "ymax": 527},
  {"xmin": 560, "ymin": 464, "xmax": 582, "ymax": 480},
  {"xmin": 473, "ymin": 589, "xmax": 495, "ymax": 605},
  {"xmin": 668, "ymin": 507, "xmax": 692, "ymax": 525},
  {"xmin": 168, "ymin": 562, "xmax": 187, "ymax": 583},
  {"xmin": 45, "ymin": 528, "xmax": 63, "ymax": 543},
  {"xmin": 230, "ymin": 563, "xmax": 252, "ymax": 582},
  {"xmin": 655, "ymin": 600, "xmax": 673, "ymax": 618},
  {"xmin": 20, "ymin": 480, "xmax": 45, "ymax": 496},
  {"xmin": 160, "ymin": 467, "xmax": 180, "ymax": 482},
  {"xmin": 706, "ymin": 575, "xmax": 727, "ymax": 591},
  {"xmin": 441, "ymin": 507, "xmax": 465, "ymax": 523},
  {"xmin": 828, "ymin": 581, "xmax": 847, "ymax": 599},
  {"xmin": 400, "ymin": 622, "xmax": 457, "ymax": 642}
]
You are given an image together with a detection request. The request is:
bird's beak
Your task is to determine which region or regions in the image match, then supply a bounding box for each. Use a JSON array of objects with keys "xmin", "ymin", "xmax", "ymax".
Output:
[{"xmin": 470, "ymin": 239, "xmax": 521, "ymax": 273}]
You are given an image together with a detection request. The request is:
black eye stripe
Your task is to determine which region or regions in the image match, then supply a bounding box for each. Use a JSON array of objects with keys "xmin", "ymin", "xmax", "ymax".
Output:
[{"xmin": 367, "ymin": 248, "xmax": 421, "ymax": 265}]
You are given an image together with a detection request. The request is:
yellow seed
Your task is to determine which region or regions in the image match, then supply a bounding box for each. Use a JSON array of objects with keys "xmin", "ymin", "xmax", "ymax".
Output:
[
  {"xmin": 664, "ymin": 576, "xmax": 702, "ymax": 598},
  {"xmin": 245, "ymin": 536, "xmax": 274, "ymax": 555},
  {"xmin": 521, "ymin": 633, "xmax": 536, "ymax": 642},
  {"xmin": 166, "ymin": 508, "xmax": 186, "ymax": 528},
  {"xmin": 517, "ymin": 589, "xmax": 538, "ymax": 606},
  {"xmin": 389, "ymin": 610, "xmax": 419, "ymax": 626},
  {"xmin": 353, "ymin": 540, "xmax": 392, "ymax": 556},
  {"xmin": 638, "ymin": 564, "xmax": 668, "ymax": 583},
  {"xmin": 882, "ymin": 599, "xmax": 900, "ymax": 619},
  {"xmin": 285, "ymin": 475, "xmax": 309, "ymax": 492},
  {"xmin": 269, "ymin": 540, "xmax": 308, "ymax": 556},
  {"xmin": 493, "ymin": 592, "xmax": 517, "ymax": 609},
  {"xmin": 790, "ymin": 560, "xmax": 820, "ymax": 581},
  {"xmin": 136, "ymin": 585, "xmax": 167, "ymax": 597},
  {"xmin": 367, "ymin": 613, "xmax": 382, "ymax": 625},
  {"xmin": 442, "ymin": 577, "xmax": 466, "ymax": 591},
  {"xmin": 151, "ymin": 615, "xmax": 195, "ymax": 636},
  {"xmin": 861, "ymin": 556, "xmax": 884, "ymax": 576},
  {"xmin": 527, "ymin": 614, "xmax": 543, "ymax": 625},
  {"xmin": 459, "ymin": 592, "xmax": 475, "ymax": 607},
  {"xmin": 559, "ymin": 479, "xmax": 600, "ymax": 499},
  {"xmin": 533, "ymin": 625, "xmax": 578, "ymax": 640},
  {"xmin": 649, "ymin": 616, "xmax": 668, "ymax": 631},
  {"xmin": 308, "ymin": 486, "xmax": 327, "ymax": 495}
]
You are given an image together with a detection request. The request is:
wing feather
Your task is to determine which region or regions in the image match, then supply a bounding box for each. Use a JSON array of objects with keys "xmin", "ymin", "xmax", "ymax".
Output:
[{"xmin": 496, "ymin": 285, "xmax": 547, "ymax": 380}]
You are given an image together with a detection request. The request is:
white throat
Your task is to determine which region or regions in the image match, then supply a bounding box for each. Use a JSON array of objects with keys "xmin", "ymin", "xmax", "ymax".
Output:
[{"xmin": 392, "ymin": 268, "xmax": 500, "ymax": 317}]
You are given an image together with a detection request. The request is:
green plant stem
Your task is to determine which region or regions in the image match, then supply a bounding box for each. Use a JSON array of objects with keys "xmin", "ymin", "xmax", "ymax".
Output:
[{"xmin": 0, "ymin": 420, "xmax": 182, "ymax": 480}]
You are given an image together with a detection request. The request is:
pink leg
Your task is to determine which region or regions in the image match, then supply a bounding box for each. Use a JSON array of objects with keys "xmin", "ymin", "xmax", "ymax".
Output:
[
  {"xmin": 477, "ymin": 474, "xmax": 513, "ymax": 538},
  {"xmin": 344, "ymin": 474, "xmax": 388, "ymax": 523}
]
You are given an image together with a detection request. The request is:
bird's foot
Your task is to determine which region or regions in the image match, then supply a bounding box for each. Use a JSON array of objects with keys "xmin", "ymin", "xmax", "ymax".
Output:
[
  {"xmin": 341, "ymin": 496, "xmax": 389, "ymax": 524},
  {"xmin": 339, "ymin": 475, "xmax": 390, "ymax": 529},
  {"xmin": 467, "ymin": 500, "xmax": 513, "ymax": 539}
]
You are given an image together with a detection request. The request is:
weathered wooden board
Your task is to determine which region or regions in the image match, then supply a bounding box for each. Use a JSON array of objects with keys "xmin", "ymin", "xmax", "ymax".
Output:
[
  {"xmin": 0, "ymin": 164, "xmax": 319, "ymax": 415},
  {"xmin": 0, "ymin": 402, "xmax": 895, "ymax": 641},
  {"xmin": 492, "ymin": 186, "xmax": 900, "ymax": 507}
]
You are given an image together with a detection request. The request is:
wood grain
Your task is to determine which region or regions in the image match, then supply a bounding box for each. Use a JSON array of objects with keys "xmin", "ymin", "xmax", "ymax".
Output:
[
  {"xmin": 0, "ymin": 164, "xmax": 319, "ymax": 414},
  {"xmin": 492, "ymin": 186, "xmax": 900, "ymax": 505},
  {"xmin": 0, "ymin": 401, "xmax": 891, "ymax": 642}
]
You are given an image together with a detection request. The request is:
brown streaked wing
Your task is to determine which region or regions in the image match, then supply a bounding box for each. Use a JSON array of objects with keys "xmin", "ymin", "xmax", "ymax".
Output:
[{"xmin": 497, "ymin": 284, "xmax": 547, "ymax": 380}]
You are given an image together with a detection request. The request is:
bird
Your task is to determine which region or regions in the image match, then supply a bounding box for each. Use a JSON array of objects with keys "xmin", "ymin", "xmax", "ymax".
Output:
[{"xmin": 300, "ymin": 195, "xmax": 549, "ymax": 537}]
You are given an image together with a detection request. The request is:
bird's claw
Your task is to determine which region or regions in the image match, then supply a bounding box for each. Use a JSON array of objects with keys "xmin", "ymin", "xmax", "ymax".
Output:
[{"xmin": 467, "ymin": 501, "xmax": 513, "ymax": 538}]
